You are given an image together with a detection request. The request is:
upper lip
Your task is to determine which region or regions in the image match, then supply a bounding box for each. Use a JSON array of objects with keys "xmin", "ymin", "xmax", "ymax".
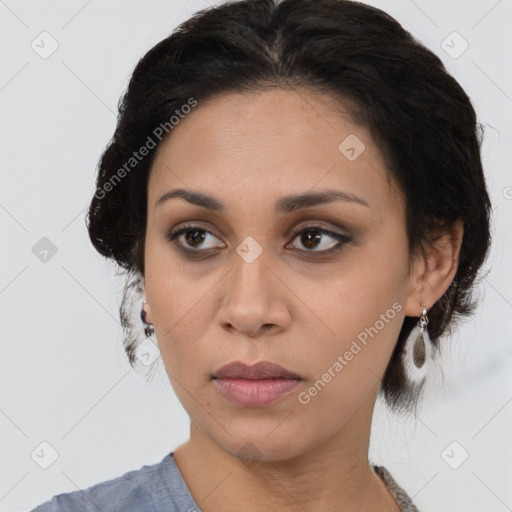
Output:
[{"xmin": 212, "ymin": 361, "xmax": 302, "ymax": 380}]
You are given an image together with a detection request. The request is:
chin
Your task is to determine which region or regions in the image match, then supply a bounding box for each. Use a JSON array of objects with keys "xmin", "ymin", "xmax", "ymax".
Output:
[{"xmin": 210, "ymin": 422, "xmax": 318, "ymax": 464}]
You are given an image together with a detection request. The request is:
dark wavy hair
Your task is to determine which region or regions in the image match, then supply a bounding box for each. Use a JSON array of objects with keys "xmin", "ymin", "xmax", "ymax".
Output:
[{"xmin": 85, "ymin": 0, "xmax": 492, "ymax": 413}]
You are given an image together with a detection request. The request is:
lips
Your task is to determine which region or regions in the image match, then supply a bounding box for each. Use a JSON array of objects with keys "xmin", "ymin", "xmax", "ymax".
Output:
[
  {"xmin": 211, "ymin": 361, "xmax": 303, "ymax": 407},
  {"xmin": 211, "ymin": 360, "xmax": 302, "ymax": 380}
]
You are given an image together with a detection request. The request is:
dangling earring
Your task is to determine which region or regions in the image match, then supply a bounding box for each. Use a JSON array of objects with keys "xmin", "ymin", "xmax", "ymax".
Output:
[
  {"xmin": 401, "ymin": 303, "xmax": 433, "ymax": 386},
  {"xmin": 140, "ymin": 300, "xmax": 155, "ymax": 338}
]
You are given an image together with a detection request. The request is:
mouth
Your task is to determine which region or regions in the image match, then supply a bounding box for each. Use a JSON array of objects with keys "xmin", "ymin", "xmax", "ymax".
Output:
[
  {"xmin": 211, "ymin": 361, "xmax": 303, "ymax": 407},
  {"xmin": 211, "ymin": 360, "xmax": 303, "ymax": 380}
]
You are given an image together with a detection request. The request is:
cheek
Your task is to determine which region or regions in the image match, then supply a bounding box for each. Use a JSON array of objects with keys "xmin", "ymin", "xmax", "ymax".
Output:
[
  {"xmin": 295, "ymin": 305, "xmax": 404, "ymax": 428},
  {"xmin": 144, "ymin": 259, "xmax": 212, "ymax": 375},
  {"xmin": 296, "ymin": 249, "xmax": 406, "ymax": 343},
  {"xmin": 145, "ymin": 231, "xmax": 212, "ymax": 327},
  {"xmin": 151, "ymin": 294, "xmax": 210, "ymax": 370},
  {"xmin": 292, "ymin": 239, "xmax": 407, "ymax": 388}
]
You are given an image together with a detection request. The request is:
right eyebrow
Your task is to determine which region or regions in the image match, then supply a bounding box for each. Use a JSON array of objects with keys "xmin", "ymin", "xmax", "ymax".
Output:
[{"xmin": 154, "ymin": 187, "xmax": 369, "ymax": 212}]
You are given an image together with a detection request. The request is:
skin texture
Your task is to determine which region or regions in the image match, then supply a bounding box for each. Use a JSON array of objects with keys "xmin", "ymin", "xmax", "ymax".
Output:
[{"xmin": 142, "ymin": 88, "xmax": 463, "ymax": 512}]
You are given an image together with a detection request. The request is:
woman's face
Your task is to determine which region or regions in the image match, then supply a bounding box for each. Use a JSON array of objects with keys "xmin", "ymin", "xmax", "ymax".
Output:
[{"xmin": 143, "ymin": 88, "xmax": 421, "ymax": 461}]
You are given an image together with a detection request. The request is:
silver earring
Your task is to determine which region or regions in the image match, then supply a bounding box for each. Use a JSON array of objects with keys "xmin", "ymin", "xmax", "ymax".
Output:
[
  {"xmin": 401, "ymin": 303, "xmax": 433, "ymax": 385},
  {"xmin": 140, "ymin": 301, "xmax": 154, "ymax": 338}
]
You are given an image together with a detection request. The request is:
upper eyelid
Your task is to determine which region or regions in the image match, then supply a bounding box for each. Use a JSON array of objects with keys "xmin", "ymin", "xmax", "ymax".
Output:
[{"xmin": 169, "ymin": 223, "xmax": 348, "ymax": 247}]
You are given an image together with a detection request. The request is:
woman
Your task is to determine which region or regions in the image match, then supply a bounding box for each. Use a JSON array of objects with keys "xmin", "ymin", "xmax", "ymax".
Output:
[{"xmin": 32, "ymin": 0, "xmax": 491, "ymax": 510}]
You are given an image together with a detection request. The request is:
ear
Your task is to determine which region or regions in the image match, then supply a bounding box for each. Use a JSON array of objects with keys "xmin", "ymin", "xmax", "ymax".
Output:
[
  {"xmin": 403, "ymin": 219, "xmax": 463, "ymax": 316},
  {"xmin": 142, "ymin": 289, "xmax": 153, "ymax": 324}
]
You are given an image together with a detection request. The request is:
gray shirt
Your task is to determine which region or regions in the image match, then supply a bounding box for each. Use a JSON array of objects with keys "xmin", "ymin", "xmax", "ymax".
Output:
[{"xmin": 31, "ymin": 452, "xmax": 419, "ymax": 511}]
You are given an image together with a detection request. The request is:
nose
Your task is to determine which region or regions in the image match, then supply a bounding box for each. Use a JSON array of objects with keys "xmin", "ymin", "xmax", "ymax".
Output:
[{"xmin": 216, "ymin": 249, "xmax": 291, "ymax": 338}]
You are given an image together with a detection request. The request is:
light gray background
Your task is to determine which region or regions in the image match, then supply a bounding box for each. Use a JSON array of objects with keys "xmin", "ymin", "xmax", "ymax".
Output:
[{"xmin": 1, "ymin": 1, "xmax": 511, "ymax": 511}]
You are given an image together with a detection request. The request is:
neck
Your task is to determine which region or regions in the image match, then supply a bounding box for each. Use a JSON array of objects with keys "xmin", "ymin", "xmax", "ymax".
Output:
[{"xmin": 173, "ymin": 385, "xmax": 401, "ymax": 512}]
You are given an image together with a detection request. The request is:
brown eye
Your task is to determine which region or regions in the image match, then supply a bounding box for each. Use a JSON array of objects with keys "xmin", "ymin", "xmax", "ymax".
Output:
[
  {"xmin": 184, "ymin": 228, "xmax": 206, "ymax": 247},
  {"xmin": 289, "ymin": 227, "xmax": 350, "ymax": 253},
  {"xmin": 166, "ymin": 223, "xmax": 350, "ymax": 258},
  {"xmin": 167, "ymin": 225, "xmax": 225, "ymax": 251},
  {"xmin": 298, "ymin": 230, "xmax": 323, "ymax": 250}
]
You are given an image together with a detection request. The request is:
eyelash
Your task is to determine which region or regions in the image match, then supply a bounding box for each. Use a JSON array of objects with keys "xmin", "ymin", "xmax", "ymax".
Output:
[{"xmin": 166, "ymin": 223, "xmax": 351, "ymax": 258}]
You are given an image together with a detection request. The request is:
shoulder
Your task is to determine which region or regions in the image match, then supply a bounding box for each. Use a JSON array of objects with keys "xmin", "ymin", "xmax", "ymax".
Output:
[
  {"xmin": 30, "ymin": 452, "xmax": 196, "ymax": 512},
  {"xmin": 372, "ymin": 464, "xmax": 421, "ymax": 512}
]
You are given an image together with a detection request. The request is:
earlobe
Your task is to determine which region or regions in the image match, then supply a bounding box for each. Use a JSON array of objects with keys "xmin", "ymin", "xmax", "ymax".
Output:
[
  {"xmin": 142, "ymin": 293, "xmax": 153, "ymax": 325},
  {"xmin": 141, "ymin": 295, "xmax": 155, "ymax": 338},
  {"xmin": 404, "ymin": 219, "xmax": 463, "ymax": 316}
]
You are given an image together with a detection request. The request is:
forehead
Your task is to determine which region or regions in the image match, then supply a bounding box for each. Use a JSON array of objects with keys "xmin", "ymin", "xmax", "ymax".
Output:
[{"xmin": 148, "ymin": 88, "xmax": 400, "ymax": 214}]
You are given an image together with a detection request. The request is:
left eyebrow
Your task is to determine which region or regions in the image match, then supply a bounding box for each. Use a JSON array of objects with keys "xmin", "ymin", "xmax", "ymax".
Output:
[
  {"xmin": 275, "ymin": 190, "xmax": 369, "ymax": 214},
  {"xmin": 155, "ymin": 188, "xmax": 223, "ymax": 211},
  {"xmin": 154, "ymin": 188, "xmax": 369, "ymax": 212}
]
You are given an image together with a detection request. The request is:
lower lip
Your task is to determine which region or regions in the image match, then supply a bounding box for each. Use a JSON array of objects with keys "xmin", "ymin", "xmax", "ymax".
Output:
[{"xmin": 212, "ymin": 378, "xmax": 302, "ymax": 407}]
